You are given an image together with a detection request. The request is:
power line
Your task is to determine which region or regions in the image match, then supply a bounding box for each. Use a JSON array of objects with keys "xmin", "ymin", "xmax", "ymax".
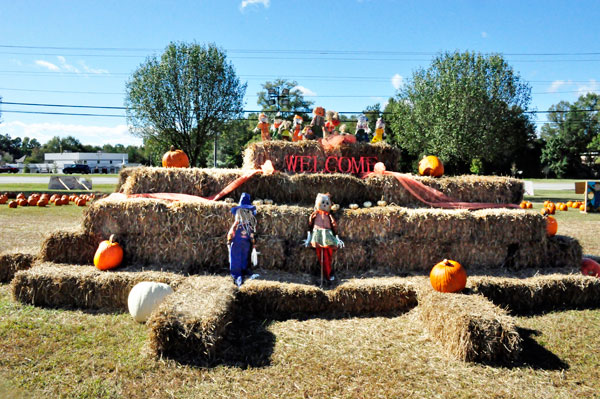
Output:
[{"xmin": 1, "ymin": 109, "xmax": 125, "ymax": 117}]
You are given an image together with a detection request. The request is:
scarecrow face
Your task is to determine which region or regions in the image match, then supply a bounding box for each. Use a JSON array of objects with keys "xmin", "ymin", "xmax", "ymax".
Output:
[
  {"xmin": 315, "ymin": 193, "xmax": 332, "ymax": 212},
  {"xmin": 260, "ymin": 114, "xmax": 268, "ymax": 123}
]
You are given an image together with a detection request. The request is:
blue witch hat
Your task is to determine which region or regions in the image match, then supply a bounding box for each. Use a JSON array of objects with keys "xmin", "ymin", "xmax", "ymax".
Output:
[{"xmin": 231, "ymin": 192, "xmax": 256, "ymax": 215}]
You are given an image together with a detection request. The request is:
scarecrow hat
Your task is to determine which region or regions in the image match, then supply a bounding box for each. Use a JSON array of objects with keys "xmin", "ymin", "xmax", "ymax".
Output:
[{"xmin": 231, "ymin": 192, "xmax": 256, "ymax": 215}]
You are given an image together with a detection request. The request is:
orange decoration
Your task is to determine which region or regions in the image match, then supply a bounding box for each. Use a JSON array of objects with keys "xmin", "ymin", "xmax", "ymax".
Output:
[
  {"xmin": 8, "ymin": 200, "xmax": 18, "ymax": 208},
  {"xmin": 430, "ymin": 259, "xmax": 467, "ymax": 293},
  {"xmin": 418, "ymin": 156, "xmax": 444, "ymax": 177},
  {"xmin": 546, "ymin": 216, "xmax": 558, "ymax": 237},
  {"xmin": 520, "ymin": 201, "xmax": 527, "ymax": 209},
  {"xmin": 17, "ymin": 199, "xmax": 28, "ymax": 207},
  {"xmin": 162, "ymin": 145, "xmax": 190, "ymax": 168},
  {"xmin": 94, "ymin": 234, "xmax": 124, "ymax": 271}
]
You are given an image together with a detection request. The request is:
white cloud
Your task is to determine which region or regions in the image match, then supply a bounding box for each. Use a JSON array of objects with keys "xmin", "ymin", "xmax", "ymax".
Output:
[
  {"xmin": 481, "ymin": 32, "xmax": 488, "ymax": 38},
  {"xmin": 3, "ymin": 121, "xmax": 142, "ymax": 147},
  {"xmin": 548, "ymin": 80, "xmax": 569, "ymax": 93},
  {"xmin": 79, "ymin": 60, "xmax": 109, "ymax": 74},
  {"xmin": 57, "ymin": 56, "xmax": 80, "ymax": 73},
  {"xmin": 293, "ymin": 85, "xmax": 316, "ymax": 96},
  {"xmin": 240, "ymin": 0, "xmax": 270, "ymax": 10},
  {"xmin": 577, "ymin": 79, "xmax": 599, "ymax": 96},
  {"xmin": 391, "ymin": 73, "xmax": 403, "ymax": 90},
  {"xmin": 35, "ymin": 60, "xmax": 60, "ymax": 71}
]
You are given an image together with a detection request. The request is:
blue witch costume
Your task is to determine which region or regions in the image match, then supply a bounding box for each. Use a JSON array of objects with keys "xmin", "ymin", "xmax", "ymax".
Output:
[{"xmin": 227, "ymin": 193, "xmax": 259, "ymax": 287}]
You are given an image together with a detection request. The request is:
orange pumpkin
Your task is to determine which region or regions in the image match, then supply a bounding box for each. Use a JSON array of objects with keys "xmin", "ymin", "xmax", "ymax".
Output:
[
  {"xmin": 37, "ymin": 200, "xmax": 47, "ymax": 207},
  {"xmin": 0, "ymin": 194, "xmax": 7, "ymax": 204},
  {"xmin": 559, "ymin": 203, "xmax": 568, "ymax": 211},
  {"xmin": 520, "ymin": 201, "xmax": 528, "ymax": 209},
  {"xmin": 94, "ymin": 234, "xmax": 124, "ymax": 271},
  {"xmin": 526, "ymin": 202, "xmax": 533, "ymax": 209},
  {"xmin": 27, "ymin": 197, "xmax": 38, "ymax": 206},
  {"xmin": 566, "ymin": 201, "xmax": 573, "ymax": 208},
  {"xmin": 418, "ymin": 156, "xmax": 444, "ymax": 177},
  {"xmin": 580, "ymin": 204, "xmax": 586, "ymax": 212},
  {"xmin": 8, "ymin": 200, "xmax": 18, "ymax": 208},
  {"xmin": 540, "ymin": 208, "xmax": 549, "ymax": 216},
  {"xmin": 546, "ymin": 216, "xmax": 558, "ymax": 237},
  {"xmin": 430, "ymin": 259, "xmax": 467, "ymax": 293},
  {"xmin": 77, "ymin": 198, "xmax": 87, "ymax": 206},
  {"xmin": 16, "ymin": 193, "xmax": 26, "ymax": 200},
  {"xmin": 162, "ymin": 146, "xmax": 190, "ymax": 168},
  {"xmin": 546, "ymin": 203, "xmax": 556, "ymax": 214},
  {"xmin": 18, "ymin": 199, "xmax": 28, "ymax": 207}
]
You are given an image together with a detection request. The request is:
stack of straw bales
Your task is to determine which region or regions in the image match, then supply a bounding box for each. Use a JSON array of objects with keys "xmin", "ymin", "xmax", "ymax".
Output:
[
  {"xmin": 11, "ymin": 262, "xmax": 184, "ymax": 311},
  {"xmin": 116, "ymin": 167, "xmax": 524, "ymax": 206},
  {"xmin": 38, "ymin": 230, "xmax": 101, "ymax": 265},
  {"xmin": 417, "ymin": 283, "xmax": 522, "ymax": 363},
  {"xmin": 470, "ymin": 273, "xmax": 600, "ymax": 315},
  {"xmin": 0, "ymin": 251, "xmax": 37, "ymax": 283},
  {"xmin": 146, "ymin": 276, "xmax": 237, "ymax": 360},
  {"xmin": 242, "ymin": 141, "xmax": 401, "ymax": 173},
  {"xmin": 78, "ymin": 196, "xmax": 578, "ymax": 274}
]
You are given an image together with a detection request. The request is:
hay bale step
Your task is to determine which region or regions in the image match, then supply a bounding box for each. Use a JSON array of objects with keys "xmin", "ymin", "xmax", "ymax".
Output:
[
  {"xmin": 470, "ymin": 273, "xmax": 600, "ymax": 315},
  {"xmin": 417, "ymin": 282, "xmax": 522, "ymax": 363},
  {"xmin": 39, "ymin": 230, "xmax": 101, "ymax": 265},
  {"xmin": 11, "ymin": 262, "xmax": 185, "ymax": 311},
  {"xmin": 146, "ymin": 276, "xmax": 237, "ymax": 361},
  {"xmin": 0, "ymin": 251, "xmax": 37, "ymax": 283},
  {"xmin": 116, "ymin": 166, "xmax": 523, "ymax": 206}
]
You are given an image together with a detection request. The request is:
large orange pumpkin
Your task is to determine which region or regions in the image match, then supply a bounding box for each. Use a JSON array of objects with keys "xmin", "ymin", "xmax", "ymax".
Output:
[
  {"xmin": 94, "ymin": 234, "xmax": 124, "ymax": 271},
  {"xmin": 430, "ymin": 259, "xmax": 467, "ymax": 293},
  {"xmin": 0, "ymin": 194, "xmax": 7, "ymax": 204},
  {"xmin": 418, "ymin": 156, "xmax": 444, "ymax": 177},
  {"xmin": 546, "ymin": 215, "xmax": 558, "ymax": 237},
  {"xmin": 162, "ymin": 146, "xmax": 190, "ymax": 168}
]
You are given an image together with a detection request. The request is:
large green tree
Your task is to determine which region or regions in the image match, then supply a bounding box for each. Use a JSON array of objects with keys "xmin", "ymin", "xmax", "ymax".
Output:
[
  {"xmin": 125, "ymin": 42, "xmax": 246, "ymax": 167},
  {"xmin": 256, "ymin": 79, "xmax": 314, "ymax": 118},
  {"xmin": 540, "ymin": 93, "xmax": 599, "ymax": 177},
  {"xmin": 387, "ymin": 51, "xmax": 534, "ymax": 174}
]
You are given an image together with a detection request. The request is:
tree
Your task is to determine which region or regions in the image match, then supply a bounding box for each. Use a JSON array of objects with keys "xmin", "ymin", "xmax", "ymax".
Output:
[
  {"xmin": 540, "ymin": 93, "xmax": 600, "ymax": 177},
  {"xmin": 256, "ymin": 79, "xmax": 314, "ymax": 118},
  {"xmin": 125, "ymin": 42, "xmax": 246, "ymax": 167},
  {"xmin": 387, "ymin": 51, "xmax": 534, "ymax": 174}
]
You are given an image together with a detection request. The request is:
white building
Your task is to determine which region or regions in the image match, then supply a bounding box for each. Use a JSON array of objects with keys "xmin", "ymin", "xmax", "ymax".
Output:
[{"xmin": 44, "ymin": 152, "xmax": 129, "ymax": 173}]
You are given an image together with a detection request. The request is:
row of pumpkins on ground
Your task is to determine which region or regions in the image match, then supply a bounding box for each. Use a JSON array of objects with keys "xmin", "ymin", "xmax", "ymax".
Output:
[
  {"xmin": 541, "ymin": 200, "xmax": 585, "ymax": 214},
  {"xmin": 0, "ymin": 192, "xmax": 95, "ymax": 208}
]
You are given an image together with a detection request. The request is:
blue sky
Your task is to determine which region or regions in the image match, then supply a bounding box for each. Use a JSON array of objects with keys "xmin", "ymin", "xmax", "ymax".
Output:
[{"xmin": 0, "ymin": 0, "xmax": 599, "ymax": 146}]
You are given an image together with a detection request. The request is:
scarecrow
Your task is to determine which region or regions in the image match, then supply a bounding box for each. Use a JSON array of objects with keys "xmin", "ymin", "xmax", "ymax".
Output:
[
  {"xmin": 371, "ymin": 117, "xmax": 385, "ymax": 143},
  {"xmin": 310, "ymin": 106, "xmax": 325, "ymax": 138},
  {"xmin": 355, "ymin": 114, "xmax": 371, "ymax": 142},
  {"xmin": 304, "ymin": 193, "xmax": 344, "ymax": 285},
  {"xmin": 302, "ymin": 125, "xmax": 316, "ymax": 140},
  {"xmin": 278, "ymin": 120, "xmax": 293, "ymax": 141},
  {"xmin": 271, "ymin": 112, "xmax": 283, "ymax": 140},
  {"xmin": 323, "ymin": 110, "xmax": 340, "ymax": 138},
  {"xmin": 254, "ymin": 113, "xmax": 271, "ymax": 141},
  {"xmin": 227, "ymin": 193, "xmax": 260, "ymax": 287},
  {"xmin": 292, "ymin": 114, "xmax": 304, "ymax": 142}
]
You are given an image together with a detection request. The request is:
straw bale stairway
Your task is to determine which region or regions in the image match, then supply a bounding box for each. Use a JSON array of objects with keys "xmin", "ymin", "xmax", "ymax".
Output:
[{"xmin": 2, "ymin": 162, "xmax": 599, "ymax": 366}]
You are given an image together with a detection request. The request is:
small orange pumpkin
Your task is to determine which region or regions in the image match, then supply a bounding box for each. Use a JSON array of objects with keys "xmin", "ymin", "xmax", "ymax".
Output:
[
  {"xmin": 418, "ymin": 156, "xmax": 444, "ymax": 177},
  {"xmin": 520, "ymin": 201, "xmax": 528, "ymax": 209},
  {"xmin": 162, "ymin": 145, "xmax": 190, "ymax": 168},
  {"xmin": 16, "ymin": 193, "xmax": 26, "ymax": 200},
  {"xmin": 8, "ymin": 200, "xmax": 18, "ymax": 208},
  {"xmin": 546, "ymin": 215, "xmax": 558, "ymax": 237},
  {"xmin": 0, "ymin": 194, "xmax": 7, "ymax": 204},
  {"xmin": 430, "ymin": 259, "xmax": 467, "ymax": 293},
  {"xmin": 540, "ymin": 208, "xmax": 549, "ymax": 216},
  {"xmin": 94, "ymin": 234, "xmax": 124, "ymax": 271},
  {"xmin": 580, "ymin": 204, "xmax": 585, "ymax": 212},
  {"xmin": 37, "ymin": 199, "xmax": 47, "ymax": 207},
  {"xmin": 546, "ymin": 203, "xmax": 556, "ymax": 214},
  {"xmin": 559, "ymin": 203, "xmax": 568, "ymax": 211},
  {"xmin": 581, "ymin": 258, "xmax": 600, "ymax": 277},
  {"xmin": 18, "ymin": 199, "xmax": 28, "ymax": 207}
]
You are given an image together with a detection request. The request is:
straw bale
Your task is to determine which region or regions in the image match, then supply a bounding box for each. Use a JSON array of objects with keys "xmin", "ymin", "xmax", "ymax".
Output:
[
  {"xmin": 543, "ymin": 235, "xmax": 582, "ymax": 268},
  {"xmin": 115, "ymin": 166, "xmax": 523, "ymax": 206},
  {"xmin": 11, "ymin": 262, "xmax": 184, "ymax": 311},
  {"xmin": 470, "ymin": 273, "xmax": 600, "ymax": 315},
  {"xmin": 38, "ymin": 230, "xmax": 100, "ymax": 264},
  {"xmin": 242, "ymin": 140, "xmax": 401, "ymax": 173},
  {"xmin": 146, "ymin": 275, "xmax": 237, "ymax": 360},
  {"xmin": 417, "ymin": 283, "xmax": 522, "ymax": 363},
  {"xmin": 239, "ymin": 277, "xmax": 417, "ymax": 319},
  {"xmin": 0, "ymin": 251, "xmax": 37, "ymax": 283}
]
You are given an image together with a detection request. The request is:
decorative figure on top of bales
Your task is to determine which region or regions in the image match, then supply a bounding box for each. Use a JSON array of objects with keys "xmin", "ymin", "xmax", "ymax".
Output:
[
  {"xmin": 324, "ymin": 110, "xmax": 340, "ymax": 138},
  {"xmin": 371, "ymin": 117, "xmax": 385, "ymax": 143},
  {"xmin": 355, "ymin": 114, "xmax": 371, "ymax": 142},
  {"xmin": 304, "ymin": 193, "xmax": 344, "ymax": 286},
  {"xmin": 278, "ymin": 120, "xmax": 292, "ymax": 141},
  {"xmin": 310, "ymin": 106, "xmax": 325, "ymax": 138},
  {"xmin": 254, "ymin": 113, "xmax": 271, "ymax": 141},
  {"xmin": 271, "ymin": 112, "xmax": 283, "ymax": 139},
  {"xmin": 302, "ymin": 125, "xmax": 316, "ymax": 140},
  {"xmin": 227, "ymin": 193, "xmax": 260, "ymax": 287},
  {"xmin": 292, "ymin": 114, "xmax": 303, "ymax": 142}
]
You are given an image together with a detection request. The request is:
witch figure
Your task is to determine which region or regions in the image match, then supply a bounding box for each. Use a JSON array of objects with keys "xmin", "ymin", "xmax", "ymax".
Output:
[{"xmin": 227, "ymin": 193, "xmax": 260, "ymax": 287}]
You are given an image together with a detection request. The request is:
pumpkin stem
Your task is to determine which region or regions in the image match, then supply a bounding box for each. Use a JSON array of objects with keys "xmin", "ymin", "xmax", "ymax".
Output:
[
  {"xmin": 170, "ymin": 145, "xmax": 175, "ymax": 151},
  {"xmin": 443, "ymin": 259, "xmax": 452, "ymax": 266},
  {"xmin": 109, "ymin": 234, "xmax": 115, "ymax": 244}
]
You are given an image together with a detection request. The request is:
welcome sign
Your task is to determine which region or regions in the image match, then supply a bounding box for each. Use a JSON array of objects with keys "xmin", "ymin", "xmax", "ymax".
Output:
[{"xmin": 284, "ymin": 155, "xmax": 380, "ymax": 174}]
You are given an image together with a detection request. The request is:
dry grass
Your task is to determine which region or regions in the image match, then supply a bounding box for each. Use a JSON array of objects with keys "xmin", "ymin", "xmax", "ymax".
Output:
[
  {"xmin": 146, "ymin": 275, "xmax": 237, "ymax": 361},
  {"xmin": 11, "ymin": 262, "xmax": 185, "ymax": 311}
]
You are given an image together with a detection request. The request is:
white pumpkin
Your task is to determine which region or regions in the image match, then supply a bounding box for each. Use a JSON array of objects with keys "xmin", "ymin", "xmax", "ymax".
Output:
[
  {"xmin": 377, "ymin": 200, "xmax": 387, "ymax": 207},
  {"xmin": 263, "ymin": 199, "xmax": 273, "ymax": 205},
  {"xmin": 363, "ymin": 201, "xmax": 373, "ymax": 208},
  {"xmin": 349, "ymin": 203, "xmax": 359, "ymax": 210},
  {"xmin": 330, "ymin": 203, "xmax": 340, "ymax": 212},
  {"xmin": 128, "ymin": 281, "xmax": 174, "ymax": 323},
  {"xmin": 252, "ymin": 199, "xmax": 264, "ymax": 206}
]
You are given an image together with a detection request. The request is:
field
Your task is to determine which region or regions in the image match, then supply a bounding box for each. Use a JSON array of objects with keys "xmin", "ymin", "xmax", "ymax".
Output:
[{"xmin": 1, "ymin": 186, "xmax": 599, "ymax": 398}]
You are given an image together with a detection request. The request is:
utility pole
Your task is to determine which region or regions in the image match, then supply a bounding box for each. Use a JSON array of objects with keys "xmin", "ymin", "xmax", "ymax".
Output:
[
  {"xmin": 267, "ymin": 86, "xmax": 290, "ymax": 114},
  {"xmin": 213, "ymin": 131, "xmax": 218, "ymax": 168}
]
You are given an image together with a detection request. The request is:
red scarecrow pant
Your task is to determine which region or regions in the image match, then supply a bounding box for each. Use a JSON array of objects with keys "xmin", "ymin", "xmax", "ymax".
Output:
[{"xmin": 315, "ymin": 246, "xmax": 334, "ymax": 280}]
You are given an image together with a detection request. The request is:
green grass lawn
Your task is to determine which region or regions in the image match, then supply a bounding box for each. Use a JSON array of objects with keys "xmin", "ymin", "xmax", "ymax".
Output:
[{"xmin": 0, "ymin": 183, "xmax": 116, "ymax": 194}]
